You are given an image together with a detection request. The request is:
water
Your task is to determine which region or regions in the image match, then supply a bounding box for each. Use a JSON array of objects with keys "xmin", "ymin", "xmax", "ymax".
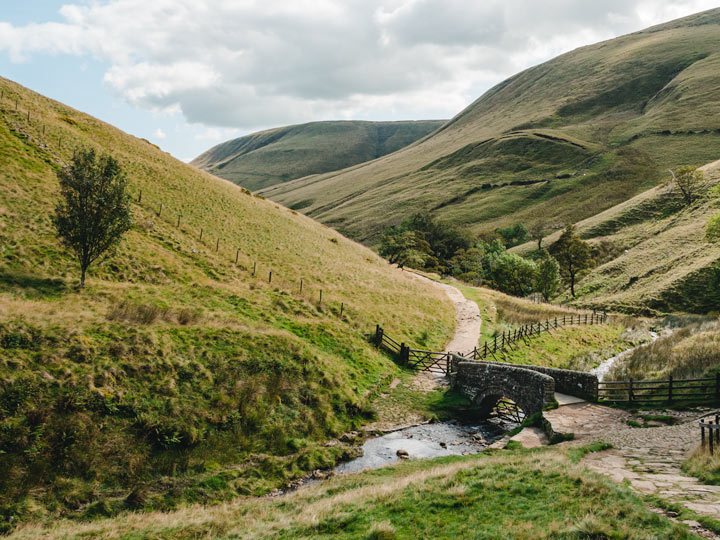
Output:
[
  {"xmin": 590, "ymin": 331, "xmax": 659, "ymax": 381},
  {"xmin": 334, "ymin": 421, "xmax": 505, "ymax": 474}
]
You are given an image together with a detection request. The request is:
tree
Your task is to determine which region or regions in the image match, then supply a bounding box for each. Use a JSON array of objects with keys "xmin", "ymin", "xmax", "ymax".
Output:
[
  {"xmin": 488, "ymin": 252, "xmax": 537, "ymax": 297},
  {"xmin": 667, "ymin": 166, "xmax": 705, "ymax": 206},
  {"xmin": 549, "ymin": 224, "xmax": 591, "ymax": 297},
  {"xmin": 495, "ymin": 223, "xmax": 530, "ymax": 248},
  {"xmin": 53, "ymin": 148, "xmax": 133, "ymax": 288},
  {"xmin": 707, "ymin": 213, "xmax": 720, "ymax": 241},
  {"xmin": 533, "ymin": 250, "xmax": 562, "ymax": 301},
  {"xmin": 378, "ymin": 228, "xmax": 431, "ymax": 268},
  {"xmin": 529, "ymin": 223, "xmax": 547, "ymax": 250}
]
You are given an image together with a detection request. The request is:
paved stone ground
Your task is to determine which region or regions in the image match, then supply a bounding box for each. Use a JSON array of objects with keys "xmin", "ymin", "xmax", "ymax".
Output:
[{"xmin": 545, "ymin": 403, "xmax": 720, "ymax": 535}]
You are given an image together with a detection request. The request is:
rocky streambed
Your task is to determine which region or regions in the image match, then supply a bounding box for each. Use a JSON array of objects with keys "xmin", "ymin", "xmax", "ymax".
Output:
[{"xmin": 335, "ymin": 420, "xmax": 507, "ymax": 474}]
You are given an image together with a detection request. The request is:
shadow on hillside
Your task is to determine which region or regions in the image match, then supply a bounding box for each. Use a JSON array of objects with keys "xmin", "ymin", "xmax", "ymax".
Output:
[{"xmin": 0, "ymin": 271, "xmax": 71, "ymax": 298}]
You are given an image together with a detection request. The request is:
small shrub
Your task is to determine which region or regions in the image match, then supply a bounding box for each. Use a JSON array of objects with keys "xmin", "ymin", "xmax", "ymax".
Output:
[
  {"xmin": 366, "ymin": 522, "xmax": 397, "ymax": 540},
  {"xmin": 58, "ymin": 115, "xmax": 77, "ymax": 126},
  {"xmin": 176, "ymin": 307, "xmax": 203, "ymax": 325},
  {"xmin": 108, "ymin": 301, "xmax": 167, "ymax": 324}
]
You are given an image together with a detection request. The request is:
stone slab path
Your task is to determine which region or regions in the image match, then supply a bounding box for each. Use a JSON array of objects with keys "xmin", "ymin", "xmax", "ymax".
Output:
[{"xmin": 545, "ymin": 403, "xmax": 720, "ymax": 530}]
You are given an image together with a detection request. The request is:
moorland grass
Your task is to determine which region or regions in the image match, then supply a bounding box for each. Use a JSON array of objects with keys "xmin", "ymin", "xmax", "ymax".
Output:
[
  {"xmin": 0, "ymin": 76, "xmax": 455, "ymax": 528},
  {"xmin": 6, "ymin": 445, "xmax": 700, "ymax": 540}
]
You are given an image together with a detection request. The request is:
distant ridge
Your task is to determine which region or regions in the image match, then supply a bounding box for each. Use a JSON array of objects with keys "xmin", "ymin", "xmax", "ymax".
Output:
[{"xmin": 192, "ymin": 119, "xmax": 446, "ymax": 191}]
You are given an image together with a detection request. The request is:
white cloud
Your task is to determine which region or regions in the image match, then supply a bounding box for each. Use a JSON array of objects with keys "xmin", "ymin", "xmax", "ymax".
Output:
[
  {"xmin": 1, "ymin": 0, "xmax": 718, "ymax": 131},
  {"xmin": 153, "ymin": 128, "xmax": 166, "ymax": 139}
]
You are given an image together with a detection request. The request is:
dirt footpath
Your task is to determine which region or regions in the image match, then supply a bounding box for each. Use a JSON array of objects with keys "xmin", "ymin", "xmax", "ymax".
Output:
[{"xmin": 408, "ymin": 273, "xmax": 482, "ymax": 355}]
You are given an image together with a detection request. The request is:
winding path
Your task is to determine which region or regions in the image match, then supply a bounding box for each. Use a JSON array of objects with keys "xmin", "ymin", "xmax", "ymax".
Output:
[{"xmin": 408, "ymin": 273, "xmax": 482, "ymax": 354}]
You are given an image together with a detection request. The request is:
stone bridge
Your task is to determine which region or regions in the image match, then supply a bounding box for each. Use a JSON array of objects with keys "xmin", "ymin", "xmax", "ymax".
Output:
[{"xmin": 450, "ymin": 355, "xmax": 599, "ymax": 418}]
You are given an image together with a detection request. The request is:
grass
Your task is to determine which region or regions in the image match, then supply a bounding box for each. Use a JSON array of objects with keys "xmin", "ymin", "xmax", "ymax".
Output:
[
  {"xmin": 606, "ymin": 318, "xmax": 720, "ymax": 381},
  {"xmin": 0, "ymin": 76, "xmax": 456, "ymax": 529},
  {"xmin": 192, "ymin": 120, "xmax": 445, "ymax": 191},
  {"xmin": 6, "ymin": 445, "xmax": 701, "ymax": 540},
  {"xmin": 683, "ymin": 445, "xmax": 720, "ymax": 485}
]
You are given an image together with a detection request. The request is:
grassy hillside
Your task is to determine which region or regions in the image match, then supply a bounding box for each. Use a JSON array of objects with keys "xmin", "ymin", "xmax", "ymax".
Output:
[
  {"xmin": 0, "ymin": 77, "xmax": 454, "ymax": 528},
  {"xmin": 262, "ymin": 9, "xmax": 720, "ymax": 246},
  {"xmin": 511, "ymin": 160, "xmax": 720, "ymax": 314},
  {"xmin": 191, "ymin": 120, "xmax": 446, "ymax": 191},
  {"xmin": 7, "ymin": 446, "xmax": 700, "ymax": 540}
]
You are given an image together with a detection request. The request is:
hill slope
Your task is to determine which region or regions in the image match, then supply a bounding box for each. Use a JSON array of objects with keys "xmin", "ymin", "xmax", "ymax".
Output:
[
  {"xmin": 512, "ymin": 159, "xmax": 720, "ymax": 314},
  {"xmin": 191, "ymin": 120, "xmax": 446, "ymax": 191},
  {"xmin": 0, "ymin": 77, "xmax": 453, "ymax": 528},
  {"xmin": 262, "ymin": 8, "xmax": 720, "ymax": 245}
]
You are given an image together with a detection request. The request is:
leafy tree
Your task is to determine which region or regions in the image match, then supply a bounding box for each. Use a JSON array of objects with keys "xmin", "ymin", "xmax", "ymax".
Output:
[
  {"xmin": 378, "ymin": 228, "xmax": 431, "ymax": 267},
  {"xmin": 495, "ymin": 223, "xmax": 530, "ymax": 248},
  {"xmin": 53, "ymin": 148, "xmax": 133, "ymax": 288},
  {"xmin": 404, "ymin": 212, "xmax": 473, "ymax": 260},
  {"xmin": 667, "ymin": 166, "xmax": 705, "ymax": 206},
  {"xmin": 533, "ymin": 250, "xmax": 562, "ymax": 301},
  {"xmin": 549, "ymin": 224, "xmax": 591, "ymax": 297},
  {"xmin": 488, "ymin": 252, "xmax": 537, "ymax": 297},
  {"xmin": 447, "ymin": 247, "xmax": 485, "ymax": 284},
  {"xmin": 529, "ymin": 223, "xmax": 547, "ymax": 250},
  {"xmin": 707, "ymin": 213, "xmax": 720, "ymax": 241}
]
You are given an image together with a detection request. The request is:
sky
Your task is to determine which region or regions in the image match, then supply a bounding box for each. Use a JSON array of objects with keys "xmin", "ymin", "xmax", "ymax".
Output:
[{"xmin": 1, "ymin": 1, "xmax": 718, "ymax": 161}]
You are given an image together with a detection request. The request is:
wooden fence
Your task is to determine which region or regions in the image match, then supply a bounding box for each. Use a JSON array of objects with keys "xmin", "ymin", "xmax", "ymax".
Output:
[
  {"xmin": 598, "ymin": 375, "xmax": 720, "ymax": 405},
  {"xmin": 701, "ymin": 413, "xmax": 720, "ymax": 455},
  {"xmin": 463, "ymin": 312, "xmax": 608, "ymax": 361},
  {"xmin": 373, "ymin": 310, "xmax": 608, "ymax": 374},
  {"xmin": 372, "ymin": 325, "xmax": 451, "ymax": 374}
]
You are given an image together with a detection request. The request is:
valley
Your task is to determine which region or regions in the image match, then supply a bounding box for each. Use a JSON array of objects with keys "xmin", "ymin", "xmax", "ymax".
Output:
[{"xmin": 2, "ymin": 5, "xmax": 720, "ymax": 540}]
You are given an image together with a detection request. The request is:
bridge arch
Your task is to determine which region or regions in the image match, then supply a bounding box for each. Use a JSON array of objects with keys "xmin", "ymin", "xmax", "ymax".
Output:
[{"xmin": 452, "ymin": 361, "xmax": 556, "ymax": 419}]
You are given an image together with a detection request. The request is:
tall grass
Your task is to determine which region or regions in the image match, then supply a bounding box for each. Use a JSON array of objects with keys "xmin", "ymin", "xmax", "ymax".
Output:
[{"xmin": 607, "ymin": 318, "xmax": 720, "ymax": 380}]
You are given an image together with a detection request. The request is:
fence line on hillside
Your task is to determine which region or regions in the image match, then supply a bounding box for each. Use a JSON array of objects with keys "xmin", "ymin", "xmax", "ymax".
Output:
[
  {"xmin": 373, "ymin": 311, "xmax": 608, "ymax": 373},
  {"xmin": 0, "ymin": 89, "xmax": 352, "ymax": 319}
]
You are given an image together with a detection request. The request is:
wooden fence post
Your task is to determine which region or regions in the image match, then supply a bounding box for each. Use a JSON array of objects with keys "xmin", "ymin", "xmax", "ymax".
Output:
[
  {"xmin": 716, "ymin": 415, "xmax": 719, "ymax": 445},
  {"xmin": 199, "ymin": 228, "xmax": 203, "ymax": 241},
  {"xmin": 629, "ymin": 379, "xmax": 634, "ymax": 404},
  {"xmin": 711, "ymin": 422, "xmax": 715, "ymax": 455},
  {"xmin": 268, "ymin": 271, "xmax": 272, "ymax": 283},
  {"xmin": 300, "ymin": 279, "xmax": 303, "ymax": 293},
  {"xmin": 340, "ymin": 303, "xmax": 344, "ymax": 317},
  {"xmin": 319, "ymin": 289, "xmax": 323, "ymax": 306},
  {"xmin": 235, "ymin": 248, "xmax": 240, "ymax": 264},
  {"xmin": 138, "ymin": 190, "xmax": 142, "ymax": 203},
  {"xmin": 668, "ymin": 375, "xmax": 673, "ymax": 403},
  {"xmin": 716, "ymin": 373, "xmax": 719, "ymax": 403},
  {"xmin": 216, "ymin": 238, "xmax": 220, "ymax": 252},
  {"xmin": 157, "ymin": 203, "xmax": 163, "ymax": 217},
  {"xmin": 27, "ymin": 110, "xmax": 30, "ymax": 122},
  {"xmin": 375, "ymin": 325, "xmax": 383, "ymax": 348},
  {"xmin": 483, "ymin": 342, "xmax": 488, "ymax": 359},
  {"xmin": 702, "ymin": 422, "xmax": 706, "ymax": 448},
  {"xmin": 176, "ymin": 214, "xmax": 181, "ymax": 228}
]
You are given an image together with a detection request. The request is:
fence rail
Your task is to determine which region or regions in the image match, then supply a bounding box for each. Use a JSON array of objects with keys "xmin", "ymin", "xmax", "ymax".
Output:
[
  {"xmin": 372, "ymin": 311, "xmax": 607, "ymax": 375},
  {"xmin": 598, "ymin": 375, "xmax": 720, "ymax": 405},
  {"xmin": 463, "ymin": 312, "xmax": 608, "ymax": 361},
  {"xmin": 700, "ymin": 414, "xmax": 720, "ymax": 455}
]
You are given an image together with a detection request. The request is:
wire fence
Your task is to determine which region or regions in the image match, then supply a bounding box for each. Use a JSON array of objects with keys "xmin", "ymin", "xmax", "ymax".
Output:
[{"xmin": 0, "ymin": 89, "xmax": 351, "ymax": 319}]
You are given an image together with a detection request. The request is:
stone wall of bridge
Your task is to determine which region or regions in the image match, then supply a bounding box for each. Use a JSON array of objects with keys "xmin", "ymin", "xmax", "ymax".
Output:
[{"xmin": 451, "ymin": 359, "xmax": 556, "ymax": 418}]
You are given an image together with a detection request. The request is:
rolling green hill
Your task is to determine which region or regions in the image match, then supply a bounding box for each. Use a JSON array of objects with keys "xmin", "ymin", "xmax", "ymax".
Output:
[
  {"xmin": 262, "ymin": 8, "xmax": 720, "ymax": 246},
  {"xmin": 0, "ymin": 77, "xmax": 454, "ymax": 528},
  {"xmin": 191, "ymin": 120, "xmax": 446, "ymax": 191},
  {"xmin": 512, "ymin": 159, "xmax": 720, "ymax": 315}
]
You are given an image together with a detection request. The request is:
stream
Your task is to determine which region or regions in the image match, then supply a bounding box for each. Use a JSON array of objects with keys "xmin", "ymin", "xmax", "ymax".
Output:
[
  {"xmin": 335, "ymin": 420, "xmax": 508, "ymax": 474},
  {"xmin": 590, "ymin": 331, "xmax": 659, "ymax": 381}
]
